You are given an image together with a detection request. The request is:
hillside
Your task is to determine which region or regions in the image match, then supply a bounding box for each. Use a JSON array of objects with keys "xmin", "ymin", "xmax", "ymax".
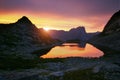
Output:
[
  {"xmin": 89, "ymin": 10, "xmax": 120, "ymax": 52},
  {"xmin": 0, "ymin": 16, "xmax": 54, "ymax": 58}
]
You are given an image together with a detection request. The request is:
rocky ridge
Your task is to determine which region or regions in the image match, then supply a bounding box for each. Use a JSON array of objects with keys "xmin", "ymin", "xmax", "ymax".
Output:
[
  {"xmin": 0, "ymin": 16, "xmax": 54, "ymax": 58},
  {"xmin": 89, "ymin": 10, "xmax": 120, "ymax": 52},
  {"xmin": 48, "ymin": 27, "xmax": 99, "ymax": 42}
]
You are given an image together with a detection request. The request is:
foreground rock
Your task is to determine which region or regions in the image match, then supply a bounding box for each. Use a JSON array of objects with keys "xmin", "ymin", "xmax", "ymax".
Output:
[{"xmin": 0, "ymin": 56, "xmax": 120, "ymax": 80}]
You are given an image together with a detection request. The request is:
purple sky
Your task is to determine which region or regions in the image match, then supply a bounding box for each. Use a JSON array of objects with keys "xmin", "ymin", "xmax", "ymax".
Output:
[{"xmin": 0, "ymin": 0, "xmax": 119, "ymax": 32}]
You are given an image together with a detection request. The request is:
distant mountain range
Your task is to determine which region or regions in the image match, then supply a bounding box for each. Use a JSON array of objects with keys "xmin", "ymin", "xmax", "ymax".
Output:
[
  {"xmin": 89, "ymin": 10, "xmax": 120, "ymax": 52},
  {"xmin": 47, "ymin": 27, "xmax": 100, "ymax": 42},
  {"xmin": 0, "ymin": 16, "xmax": 54, "ymax": 58}
]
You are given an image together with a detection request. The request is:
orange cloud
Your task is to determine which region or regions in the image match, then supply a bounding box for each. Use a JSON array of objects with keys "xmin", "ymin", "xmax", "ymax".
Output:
[{"xmin": 0, "ymin": 10, "xmax": 115, "ymax": 32}]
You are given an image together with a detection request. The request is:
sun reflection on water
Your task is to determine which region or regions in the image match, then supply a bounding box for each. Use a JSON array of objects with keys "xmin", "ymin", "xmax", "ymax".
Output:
[{"xmin": 41, "ymin": 43, "xmax": 104, "ymax": 58}]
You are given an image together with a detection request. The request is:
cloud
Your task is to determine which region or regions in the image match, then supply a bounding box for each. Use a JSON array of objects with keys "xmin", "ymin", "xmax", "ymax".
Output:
[
  {"xmin": 0, "ymin": 0, "xmax": 119, "ymax": 17},
  {"xmin": 0, "ymin": 0, "xmax": 119, "ymax": 32}
]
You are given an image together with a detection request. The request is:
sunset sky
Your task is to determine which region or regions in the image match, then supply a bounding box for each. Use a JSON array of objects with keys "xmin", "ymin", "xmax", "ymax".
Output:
[{"xmin": 0, "ymin": 0, "xmax": 119, "ymax": 32}]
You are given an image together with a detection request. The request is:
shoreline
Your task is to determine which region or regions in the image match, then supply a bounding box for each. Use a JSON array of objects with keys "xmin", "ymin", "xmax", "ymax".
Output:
[{"xmin": 0, "ymin": 56, "xmax": 120, "ymax": 80}]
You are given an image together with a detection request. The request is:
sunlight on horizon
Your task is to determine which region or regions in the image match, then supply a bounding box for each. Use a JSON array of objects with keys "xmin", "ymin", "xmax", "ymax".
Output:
[
  {"xmin": 43, "ymin": 27, "xmax": 50, "ymax": 31},
  {"xmin": 0, "ymin": 13, "xmax": 108, "ymax": 32},
  {"xmin": 0, "ymin": 0, "xmax": 118, "ymax": 32}
]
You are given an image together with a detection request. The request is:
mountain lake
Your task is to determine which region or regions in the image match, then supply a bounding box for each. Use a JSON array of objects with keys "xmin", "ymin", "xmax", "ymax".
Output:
[{"xmin": 41, "ymin": 43, "xmax": 104, "ymax": 58}]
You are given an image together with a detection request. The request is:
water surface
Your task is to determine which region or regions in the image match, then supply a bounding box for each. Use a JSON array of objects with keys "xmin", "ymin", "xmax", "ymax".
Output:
[{"xmin": 41, "ymin": 43, "xmax": 104, "ymax": 58}]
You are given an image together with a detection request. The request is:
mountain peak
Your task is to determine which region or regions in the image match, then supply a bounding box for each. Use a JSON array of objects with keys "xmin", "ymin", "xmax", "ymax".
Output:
[
  {"xmin": 114, "ymin": 10, "xmax": 120, "ymax": 16},
  {"xmin": 102, "ymin": 10, "xmax": 120, "ymax": 34},
  {"xmin": 17, "ymin": 16, "xmax": 32, "ymax": 24},
  {"xmin": 69, "ymin": 26, "xmax": 86, "ymax": 33},
  {"xmin": 76, "ymin": 26, "xmax": 85, "ymax": 30}
]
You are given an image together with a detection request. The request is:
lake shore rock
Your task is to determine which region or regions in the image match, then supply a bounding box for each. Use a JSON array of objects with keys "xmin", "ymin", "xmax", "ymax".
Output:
[{"xmin": 0, "ymin": 56, "xmax": 120, "ymax": 80}]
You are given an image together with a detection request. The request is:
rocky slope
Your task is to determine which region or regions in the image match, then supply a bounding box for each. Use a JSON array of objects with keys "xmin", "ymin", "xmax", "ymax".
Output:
[
  {"xmin": 89, "ymin": 10, "xmax": 120, "ymax": 52},
  {"xmin": 0, "ymin": 16, "xmax": 54, "ymax": 58},
  {"xmin": 102, "ymin": 10, "xmax": 120, "ymax": 35}
]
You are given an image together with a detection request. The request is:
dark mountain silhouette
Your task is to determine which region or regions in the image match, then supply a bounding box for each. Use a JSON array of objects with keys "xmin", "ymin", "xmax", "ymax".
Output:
[
  {"xmin": 0, "ymin": 16, "xmax": 54, "ymax": 58},
  {"xmin": 48, "ymin": 26, "xmax": 100, "ymax": 42},
  {"xmin": 17, "ymin": 16, "xmax": 32, "ymax": 24},
  {"xmin": 89, "ymin": 10, "xmax": 120, "ymax": 52},
  {"xmin": 102, "ymin": 10, "xmax": 120, "ymax": 35}
]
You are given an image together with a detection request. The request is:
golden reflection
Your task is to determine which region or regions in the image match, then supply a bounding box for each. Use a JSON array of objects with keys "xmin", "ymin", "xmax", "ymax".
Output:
[{"xmin": 41, "ymin": 43, "xmax": 104, "ymax": 58}]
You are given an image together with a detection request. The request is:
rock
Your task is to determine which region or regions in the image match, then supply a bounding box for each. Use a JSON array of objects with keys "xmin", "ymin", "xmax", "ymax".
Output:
[
  {"xmin": 93, "ymin": 65, "xmax": 103, "ymax": 73},
  {"xmin": 1, "ymin": 69, "xmax": 49, "ymax": 80},
  {"xmin": 0, "ymin": 16, "xmax": 54, "ymax": 58},
  {"xmin": 1, "ymin": 57, "xmax": 120, "ymax": 80},
  {"xmin": 0, "ymin": 76, "xmax": 6, "ymax": 80},
  {"xmin": 44, "ymin": 62, "xmax": 65, "ymax": 71},
  {"xmin": 89, "ymin": 10, "xmax": 120, "ymax": 52},
  {"xmin": 103, "ymin": 10, "xmax": 120, "ymax": 35},
  {"xmin": 49, "ymin": 71, "xmax": 64, "ymax": 77}
]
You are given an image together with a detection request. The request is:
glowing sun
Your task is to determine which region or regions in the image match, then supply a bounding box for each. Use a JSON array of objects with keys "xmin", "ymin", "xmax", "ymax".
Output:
[{"xmin": 43, "ymin": 27, "xmax": 50, "ymax": 31}]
